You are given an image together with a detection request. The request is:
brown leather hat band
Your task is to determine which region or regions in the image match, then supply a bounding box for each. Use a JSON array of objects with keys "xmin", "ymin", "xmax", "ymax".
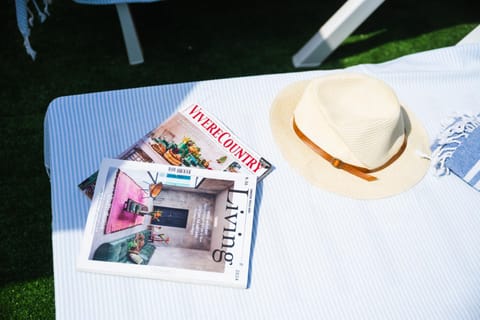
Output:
[{"xmin": 292, "ymin": 118, "xmax": 407, "ymax": 182}]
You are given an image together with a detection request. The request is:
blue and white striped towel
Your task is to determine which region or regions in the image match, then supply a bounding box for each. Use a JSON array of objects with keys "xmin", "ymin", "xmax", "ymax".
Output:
[{"xmin": 431, "ymin": 113, "xmax": 480, "ymax": 191}]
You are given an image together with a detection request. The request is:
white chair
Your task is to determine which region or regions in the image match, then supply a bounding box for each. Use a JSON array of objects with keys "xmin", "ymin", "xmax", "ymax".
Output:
[
  {"xmin": 73, "ymin": 0, "xmax": 164, "ymax": 65},
  {"xmin": 292, "ymin": 0, "xmax": 385, "ymax": 68},
  {"xmin": 115, "ymin": 3, "xmax": 144, "ymax": 65},
  {"xmin": 456, "ymin": 25, "xmax": 480, "ymax": 45}
]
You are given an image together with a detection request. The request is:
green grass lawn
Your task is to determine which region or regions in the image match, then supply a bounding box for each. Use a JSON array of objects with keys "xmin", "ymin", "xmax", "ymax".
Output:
[{"xmin": 1, "ymin": 0, "xmax": 478, "ymax": 318}]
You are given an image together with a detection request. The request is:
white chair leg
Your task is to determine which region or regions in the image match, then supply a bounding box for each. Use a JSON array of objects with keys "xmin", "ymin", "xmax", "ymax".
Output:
[
  {"xmin": 457, "ymin": 25, "xmax": 480, "ymax": 45},
  {"xmin": 292, "ymin": 0, "xmax": 385, "ymax": 68},
  {"xmin": 115, "ymin": 3, "xmax": 144, "ymax": 65}
]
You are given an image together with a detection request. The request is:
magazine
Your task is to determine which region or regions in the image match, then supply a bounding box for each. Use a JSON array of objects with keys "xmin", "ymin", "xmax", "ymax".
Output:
[
  {"xmin": 77, "ymin": 158, "xmax": 257, "ymax": 288},
  {"xmin": 79, "ymin": 104, "xmax": 273, "ymax": 199}
]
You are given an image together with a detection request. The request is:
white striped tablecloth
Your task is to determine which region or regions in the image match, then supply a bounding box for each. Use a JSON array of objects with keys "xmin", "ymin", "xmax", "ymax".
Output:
[{"xmin": 45, "ymin": 43, "xmax": 480, "ymax": 320}]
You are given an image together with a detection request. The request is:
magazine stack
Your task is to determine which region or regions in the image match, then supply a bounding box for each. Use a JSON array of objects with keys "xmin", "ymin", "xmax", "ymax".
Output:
[{"xmin": 77, "ymin": 104, "xmax": 273, "ymax": 288}]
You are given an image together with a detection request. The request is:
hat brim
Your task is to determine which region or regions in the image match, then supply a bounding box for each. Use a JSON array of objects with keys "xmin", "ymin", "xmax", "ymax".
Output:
[{"xmin": 270, "ymin": 80, "xmax": 431, "ymax": 199}]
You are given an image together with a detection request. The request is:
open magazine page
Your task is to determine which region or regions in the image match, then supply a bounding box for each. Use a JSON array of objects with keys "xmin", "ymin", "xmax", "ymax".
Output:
[
  {"xmin": 77, "ymin": 158, "xmax": 257, "ymax": 288},
  {"xmin": 79, "ymin": 104, "xmax": 273, "ymax": 199}
]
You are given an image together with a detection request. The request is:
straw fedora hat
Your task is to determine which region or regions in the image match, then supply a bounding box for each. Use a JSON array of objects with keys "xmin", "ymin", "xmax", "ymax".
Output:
[{"xmin": 270, "ymin": 72, "xmax": 431, "ymax": 199}]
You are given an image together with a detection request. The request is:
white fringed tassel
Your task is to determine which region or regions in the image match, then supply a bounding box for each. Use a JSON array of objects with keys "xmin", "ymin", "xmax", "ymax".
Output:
[
  {"xmin": 431, "ymin": 113, "xmax": 480, "ymax": 176},
  {"xmin": 27, "ymin": 7, "xmax": 35, "ymax": 26},
  {"xmin": 23, "ymin": 36, "xmax": 37, "ymax": 60},
  {"xmin": 20, "ymin": 0, "xmax": 52, "ymax": 60},
  {"xmin": 31, "ymin": 0, "xmax": 47, "ymax": 23},
  {"xmin": 43, "ymin": 0, "xmax": 50, "ymax": 16}
]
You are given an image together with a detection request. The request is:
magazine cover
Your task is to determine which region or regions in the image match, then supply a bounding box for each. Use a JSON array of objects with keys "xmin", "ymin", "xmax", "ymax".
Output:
[
  {"xmin": 79, "ymin": 104, "xmax": 273, "ymax": 199},
  {"xmin": 77, "ymin": 158, "xmax": 257, "ymax": 288}
]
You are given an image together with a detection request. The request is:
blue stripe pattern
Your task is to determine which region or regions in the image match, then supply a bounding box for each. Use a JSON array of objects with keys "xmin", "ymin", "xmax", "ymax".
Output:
[
  {"xmin": 447, "ymin": 127, "xmax": 480, "ymax": 191},
  {"xmin": 15, "ymin": 0, "xmax": 29, "ymax": 39}
]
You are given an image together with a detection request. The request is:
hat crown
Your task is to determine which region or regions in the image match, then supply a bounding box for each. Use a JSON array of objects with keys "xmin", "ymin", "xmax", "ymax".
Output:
[{"xmin": 294, "ymin": 73, "xmax": 405, "ymax": 169}]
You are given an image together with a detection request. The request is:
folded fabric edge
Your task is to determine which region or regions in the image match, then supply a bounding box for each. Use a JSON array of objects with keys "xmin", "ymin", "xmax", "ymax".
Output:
[{"xmin": 431, "ymin": 113, "xmax": 480, "ymax": 176}]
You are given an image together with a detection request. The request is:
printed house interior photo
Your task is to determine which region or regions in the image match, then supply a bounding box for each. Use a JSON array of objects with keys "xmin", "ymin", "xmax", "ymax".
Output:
[{"xmin": 89, "ymin": 167, "xmax": 237, "ymax": 273}]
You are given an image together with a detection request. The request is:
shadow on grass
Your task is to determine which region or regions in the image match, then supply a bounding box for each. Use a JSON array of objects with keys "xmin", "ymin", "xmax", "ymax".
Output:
[{"xmin": 322, "ymin": 23, "xmax": 479, "ymax": 69}]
